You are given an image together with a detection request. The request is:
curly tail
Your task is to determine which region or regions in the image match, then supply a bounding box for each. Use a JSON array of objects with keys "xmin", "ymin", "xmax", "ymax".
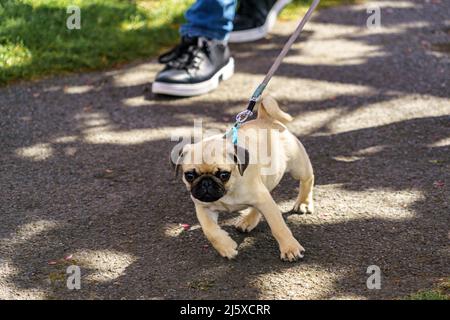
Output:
[{"xmin": 257, "ymin": 95, "xmax": 293, "ymax": 124}]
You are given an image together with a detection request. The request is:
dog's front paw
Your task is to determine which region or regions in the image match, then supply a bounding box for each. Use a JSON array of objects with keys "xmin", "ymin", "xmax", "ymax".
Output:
[
  {"xmin": 211, "ymin": 230, "xmax": 238, "ymax": 259},
  {"xmin": 279, "ymin": 238, "xmax": 305, "ymax": 262},
  {"xmin": 292, "ymin": 201, "xmax": 314, "ymax": 215}
]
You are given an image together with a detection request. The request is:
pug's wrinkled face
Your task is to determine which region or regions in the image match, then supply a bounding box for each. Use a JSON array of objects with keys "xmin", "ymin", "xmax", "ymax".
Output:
[
  {"xmin": 182, "ymin": 164, "xmax": 234, "ymax": 202},
  {"xmin": 172, "ymin": 139, "xmax": 249, "ymax": 203}
]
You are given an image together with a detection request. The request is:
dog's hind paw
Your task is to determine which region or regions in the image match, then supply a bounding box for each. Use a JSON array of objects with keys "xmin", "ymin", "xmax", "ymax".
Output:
[
  {"xmin": 292, "ymin": 201, "xmax": 314, "ymax": 215},
  {"xmin": 235, "ymin": 212, "xmax": 261, "ymax": 233}
]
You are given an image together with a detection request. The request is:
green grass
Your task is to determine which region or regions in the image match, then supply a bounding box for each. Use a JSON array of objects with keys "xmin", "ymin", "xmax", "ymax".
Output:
[
  {"xmin": 407, "ymin": 279, "xmax": 450, "ymax": 300},
  {"xmin": 0, "ymin": 0, "xmax": 193, "ymax": 85},
  {"xmin": 0, "ymin": 0, "xmax": 360, "ymax": 85},
  {"xmin": 281, "ymin": 0, "xmax": 362, "ymax": 20}
]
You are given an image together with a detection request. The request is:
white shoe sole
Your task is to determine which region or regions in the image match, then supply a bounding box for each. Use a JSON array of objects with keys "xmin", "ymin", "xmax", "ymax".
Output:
[
  {"xmin": 228, "ymin": 0, "xmax": 292, "ymax": 43},
  {"xmin": 152, "ymin": 58, "xmax": 234, "ymax": 96}
]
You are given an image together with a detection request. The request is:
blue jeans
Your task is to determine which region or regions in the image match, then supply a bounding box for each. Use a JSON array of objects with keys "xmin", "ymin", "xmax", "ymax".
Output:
[{"xmin": 180, "ymin": 0, "xmax": 237, "ymax": 41}]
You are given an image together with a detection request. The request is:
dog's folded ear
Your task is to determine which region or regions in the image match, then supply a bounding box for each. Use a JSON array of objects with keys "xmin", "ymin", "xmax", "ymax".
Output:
[
  {"xmin": 170, "ymin": 146, "xmax": 186, "ymax": 177},
  {"xmin": 232, "ymin": 145, "xmax": 250, "ymax": 176}
]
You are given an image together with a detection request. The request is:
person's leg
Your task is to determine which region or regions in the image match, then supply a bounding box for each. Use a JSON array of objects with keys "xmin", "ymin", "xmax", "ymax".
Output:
[
  {"xmin": 180, "ymin": 0, "xmax": 237, "ymax": 41},
  {"xmin": 229, "ymin": 0, "xmax": 292, "ymax": 43},
  {"xmin": 152, "ymin": 0, "xmax": 237, "ymax": 96}
]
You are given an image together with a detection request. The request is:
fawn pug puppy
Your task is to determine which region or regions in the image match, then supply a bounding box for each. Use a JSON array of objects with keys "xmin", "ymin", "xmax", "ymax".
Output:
[{"xmin": 172, "ymin": 95, "xmax": 314, "ymax": 261}]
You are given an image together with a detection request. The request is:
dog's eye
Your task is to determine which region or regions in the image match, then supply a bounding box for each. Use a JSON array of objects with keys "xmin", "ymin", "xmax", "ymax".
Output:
[
  {"xmin": 217, "ymin": 171, "xmax": 231, "ymax": 181},
  {"xmin": 184, "ymin": 171, "xmax": 197, "ymax": 183}
]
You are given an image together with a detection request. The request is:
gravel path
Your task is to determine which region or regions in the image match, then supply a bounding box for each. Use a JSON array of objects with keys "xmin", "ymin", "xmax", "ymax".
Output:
[{"xmin": 0, "ymin": 0, "xmax": 449, "ymax": 299}]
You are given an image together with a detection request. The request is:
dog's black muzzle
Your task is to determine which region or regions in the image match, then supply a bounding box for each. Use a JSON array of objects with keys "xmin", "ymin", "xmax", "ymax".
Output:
[{"xmin": 191, "ymin": 175, "xmax": 225, "ymax": 203}]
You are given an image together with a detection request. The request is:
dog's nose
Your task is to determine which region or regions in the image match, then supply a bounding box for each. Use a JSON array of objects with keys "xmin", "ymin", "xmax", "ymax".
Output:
[{"xmin": 201, "ymin": 178, "xmax": 213, "ymax": 188}]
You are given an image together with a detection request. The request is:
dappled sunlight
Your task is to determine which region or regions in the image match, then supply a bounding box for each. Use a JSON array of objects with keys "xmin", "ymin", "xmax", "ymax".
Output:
[
  {"xmin": 323, "ymin": 95, "xmax": 450, "ymax": 134},
  {"xmin": 120, "ymin": 20, "xmax": 147, "ymax": 32},
  {"xmin": 74, "ymin": 111, "xmax": 109, "ymax": 124},
  {"xmin": 332, "ymin": 155, "xmax": 363, "ymax": 162},
  {"xmin": 0, "ymin": 259, "xmax": 46, "ymax": 299},
  {"xmin": 0, "ymin": 220, "xmax": 59, "ymax": 299},
  {"xmin": 123, "ymin": 95, "xmax": 157, "ymax": 107},
  {"xmin": 15, "ymin": 143, "xmax": 53, "ymax": 161},
  {"xmin": 0, "ymin": 220, "xmax": 60, "ymax": 245},
  {"xmin": 352, "ymin": 145, "xmax": 387, "ymax": 156},
  {"xmin": 428, "ymin": 137, "xmax": 450, "ymax": 148},
  {"xmin": 224, "ymin": 81, "xmax": 373, "ymax": 119},
  {"xmin": 362, "ymin": 21, "xmax": 431, "ymax": 35},
  {"xmin": 82, "ymin": 125, "xmax": 193, "ymax": 145},
  {"xmin": 355, "ymin": 0, "xmax": 416, "ymax": 10},
  {"xmin": 289, "ymin": 107, "xmax": 344, "ymax": 136},
  {"xmin": 73, "ymin": 249, "xmax": 137, "ymax": 283},
  {"xmin": 63, "ymin": 85, "xmax": 95, "ymax": 95},
  {"xmin": 332, "ymin": 145, "xmax": 386, "ymax": 162},
  {"xmin": 238, "ymin": 236, "xmax": 258, "ymax": 251},
  {"xmin": 83, "ymin": 118, "xmax": 110, "ymax": 127},
  {"xmin": 52, "ymin": 135, "xmax": 78, "ymax": 144},
  {"xmin": 14, "ymin": 136, "xmax": 80, "ymax": 162},
  {"xmin": 278, "ymin": 185, "xmax": 421, "ymax": 224},
  {"xmin": 251, "ymin": 266, "xmax": 344, "ymax": 299},
  {"xmin": 285, "ymin": 36, "xmax": 386, "ymax": 66},
  {"xmin": 0, "ymin": 42, "xmax": 32, "ymax": 69},
  {"xmin": 268, "ymin": 79, "xmax": 373, "ymax": 104},
  {"xmin": 74, "ymin": 111, "xmax": 192, "ymax": 145},
  {"xmin": 110, "ymin": 62, "xmax": 160, "ymax": 87},
  {"xmin": 286, "ymin": 93, "xmax": 450, "ymax": 137}
]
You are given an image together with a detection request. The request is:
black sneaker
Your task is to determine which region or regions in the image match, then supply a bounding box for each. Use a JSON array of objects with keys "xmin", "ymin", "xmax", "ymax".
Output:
[
  {"xmin": 152, "ymin": 36, "xmax": 234, "ymax": 96},
  {"xmin": 229, "ymin": 0, "xmax": 292, "ymax": 43}
]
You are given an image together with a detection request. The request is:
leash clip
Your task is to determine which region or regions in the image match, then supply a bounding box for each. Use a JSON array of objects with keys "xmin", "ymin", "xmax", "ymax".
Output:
[{"xmin": 235, "ymin": 109, "xmax": 253, "ymax": 124}]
